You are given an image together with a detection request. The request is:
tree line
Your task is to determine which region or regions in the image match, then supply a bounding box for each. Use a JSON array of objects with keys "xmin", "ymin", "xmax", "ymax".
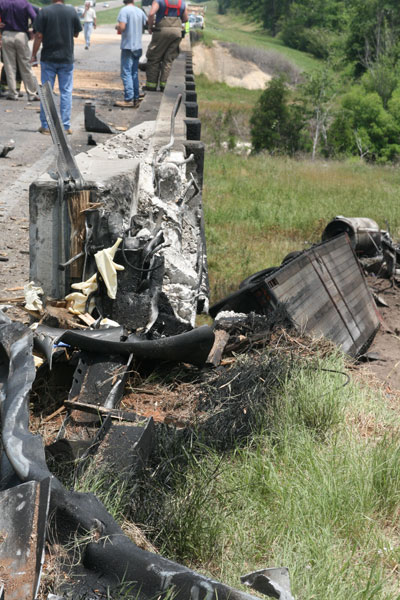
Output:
[{"xmin": 219, "ymin": 0, "xmax": 400, "ymax": 162}]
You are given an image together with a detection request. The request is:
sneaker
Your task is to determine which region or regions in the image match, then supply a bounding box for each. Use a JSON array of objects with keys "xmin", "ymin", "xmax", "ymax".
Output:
[
  {"xmin": 38, "ymin": 126, "xmax": 50, "ymax": 135},
  {"xmin": 6, "ymin": 94, "xmax": 18, "ymax": 101},
  {"xmin": 28, "ymin": 94, "xmax": 40, "ymax": 102},
  {"xmin": 65, "ymin": 129, "xmax": 72, "ymax": 135},
  {"xmin": 18, "ymin": 91, "xmax": 24, "ymax": 98},
  {"xmin": 114, "ymin": 99, "xmax": 134, "ymax": 107}
]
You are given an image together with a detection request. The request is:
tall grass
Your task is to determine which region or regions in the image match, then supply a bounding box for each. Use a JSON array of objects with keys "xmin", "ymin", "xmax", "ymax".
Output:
[
  {"xmin": 202, "ymin": 153, "xmax": 400, "ymax": 300},
  {"xmin": 141, "ymin": 350, "xmax": 400, "ymax": 599}
]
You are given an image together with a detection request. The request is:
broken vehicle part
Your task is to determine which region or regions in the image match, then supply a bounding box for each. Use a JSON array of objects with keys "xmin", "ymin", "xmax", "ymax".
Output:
[
  {"xmin": 38, "ymin": 81, "xmax": 84, "ymax": 189},
  {"xmin": 0, "ymin": 479, "xmax": 50, "ymax": 600},
  {"xmin": 241, "ymin": 568, "xmax": 294, "ymax": 600},
  {"xmin": 210, "ymin": 234, "xmax": 380, "ymax": 357},
  {"xmin": 321, "ymin": 216, "xmax": 382, "ymax": 256},
  {"xmin": 0, "ymin": 139, "xmax": 15, "ymax": 158},
  {"xmin": 84, "ymin": 101, "xmax": 114, "ymax": 134},
  {"xmin": 34, "ymin": 323, "xmax": 215, "ymax": 367},
  {"xmin": 1, "ymin": 315, "xmax": 261, "ymax": 600},
  {"xmin": 0, "ymin": 312, "xmax": 62, "ymax": 492}
]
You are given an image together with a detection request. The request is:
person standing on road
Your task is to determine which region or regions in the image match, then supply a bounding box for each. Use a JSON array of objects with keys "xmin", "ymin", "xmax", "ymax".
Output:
[
  {"xmin": 145, "ymin": 0, "xmax": 188, "ymax": 92},
  {"xmin": 115, "ymin": 0, "xmax": 146, "ymax": 108},
  {"xmin": 83, "ymin": 1, "xmax": 96, "ymax": 50},
  {"xmin": 31, "ymin": 0, "xmax": 82, "ymax": 135},
  {"xmin": 0, "ymin": 0, "xmax": 40, "ymax": 101}
]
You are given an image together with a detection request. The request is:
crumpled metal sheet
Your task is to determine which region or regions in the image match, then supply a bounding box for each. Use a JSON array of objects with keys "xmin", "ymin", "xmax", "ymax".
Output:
[
  {"xmin": 241, "ymin": 568, "xmax": 294, "ymax": 600},
  {"xmin": 0, "ymin": 479, "xmax": 51, "ymax": 600},
  {"xmin": 0, "ymin": 311, "xmax": 62, "ymax": 493}
]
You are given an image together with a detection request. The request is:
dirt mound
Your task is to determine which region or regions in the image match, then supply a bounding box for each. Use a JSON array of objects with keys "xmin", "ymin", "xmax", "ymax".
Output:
[{"xmin": 193, "ymin": 41, "xmax": 271, "ymax": 90}]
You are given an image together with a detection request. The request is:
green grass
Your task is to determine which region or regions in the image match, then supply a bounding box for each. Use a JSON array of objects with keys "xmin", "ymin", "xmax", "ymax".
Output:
[
  {"xmin": 96, "ymin": 6, "xmax": 121, "ymax": 25},
  {"xmin": 129, "ymin": 350, "xmax": 400, "ymax": 599},
  {"xmin": 201, "ymin": 0, "xmax": 320, "ymax": 73},
  {"xmin": 202, "ymin": 152, "xmax": 400, "ymax": 301}
]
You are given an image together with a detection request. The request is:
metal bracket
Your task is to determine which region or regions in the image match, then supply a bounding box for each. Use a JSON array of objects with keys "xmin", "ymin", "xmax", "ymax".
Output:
[{"xmin": 38, "ymin": 81, "xmax": 85, "ymax": 189}]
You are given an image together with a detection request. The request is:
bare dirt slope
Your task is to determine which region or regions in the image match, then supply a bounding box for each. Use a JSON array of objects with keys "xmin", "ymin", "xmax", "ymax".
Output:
[{"xmin": 192, "ymin": 41, "xmax": 271, "ymax": 89}]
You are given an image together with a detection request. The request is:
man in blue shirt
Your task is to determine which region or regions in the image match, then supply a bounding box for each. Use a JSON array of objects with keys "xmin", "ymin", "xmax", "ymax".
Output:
[
  {"xmin": 146, "ymin": 0, "xmax": 188, "ymax": 92},
  {"xmin": 115, "ymin": 0, "xmax": 147, "ymax": 108},
  {"xmin": 0, "ymin": 0, "xmax": 39, "ymax": 101}
]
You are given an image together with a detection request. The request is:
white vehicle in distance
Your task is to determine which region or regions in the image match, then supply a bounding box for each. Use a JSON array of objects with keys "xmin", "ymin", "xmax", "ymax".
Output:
[{"xmin": 189, "ymin": 14, "xmax": 204, "ymax": 29}]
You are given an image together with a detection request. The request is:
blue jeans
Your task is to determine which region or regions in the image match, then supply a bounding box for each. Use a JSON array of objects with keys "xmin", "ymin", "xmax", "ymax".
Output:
[
  {"xmin": 40, "ymin": 61, "xmax": 74, "ymax": 130},
  {"xmin": 84, "ymin": 22, "xmax": 94, "ymax": 47},
  {"xmin": 120, "ymin": 48, "xmax": 142, "ymax": 101}
]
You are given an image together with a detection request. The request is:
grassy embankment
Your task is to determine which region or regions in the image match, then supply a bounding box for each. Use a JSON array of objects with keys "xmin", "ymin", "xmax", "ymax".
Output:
[{"xmin": 185, "ymin": 5, "xmax": 400, "ymax": 599}]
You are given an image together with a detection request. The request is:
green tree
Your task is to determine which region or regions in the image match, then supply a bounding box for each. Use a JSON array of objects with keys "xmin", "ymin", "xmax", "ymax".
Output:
[
  {"xmin": 327, "ymin": 86, "xmax": 400, "ymax": 161},
  {"xmin": 250, "ymin": 77, "xmax": 306, "ymax": 155},
  {"xmin": 345, "ymin": 0, "xmax": 400, "ymax": 75}
]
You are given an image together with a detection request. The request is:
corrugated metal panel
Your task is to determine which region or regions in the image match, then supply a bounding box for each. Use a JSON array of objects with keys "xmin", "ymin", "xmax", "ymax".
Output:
[{"xmin": 264, "ymin": 234, "xmax": 380, "ymax": 356}]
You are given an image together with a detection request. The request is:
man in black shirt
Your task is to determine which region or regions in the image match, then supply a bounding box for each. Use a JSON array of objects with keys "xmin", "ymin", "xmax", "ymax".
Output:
[{"xmin": 31, "ymin": 0, "xmax": 82, "ymax": 134}]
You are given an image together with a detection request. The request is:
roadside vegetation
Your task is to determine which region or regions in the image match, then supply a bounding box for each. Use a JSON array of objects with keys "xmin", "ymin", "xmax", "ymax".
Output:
[{"xmin": 187, "ymin": 3, "xmax": 400, "ymax": 599}]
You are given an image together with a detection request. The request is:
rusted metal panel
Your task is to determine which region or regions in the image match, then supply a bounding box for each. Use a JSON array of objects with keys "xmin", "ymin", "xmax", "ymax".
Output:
[
  {"xmin": 265, "ymin": 234, "xmax": 380, "ymax": 356},
  {"xmin": 0, "ymin": 479, "xmax": 50, "ymax": 600}
]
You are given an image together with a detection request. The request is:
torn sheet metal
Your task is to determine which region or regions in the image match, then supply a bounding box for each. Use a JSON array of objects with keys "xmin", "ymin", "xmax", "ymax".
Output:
[
  {"xmin": 241, "ymin": 568, "xmax": 294, "ymax": 600},
  {"xmin": 84, "ymin": 101, "xmax": 114, "ymax": 134},
  {"xmin": 210, "ymin": 234, "xmax": 380, "ymax": 357},
  {"xmin": 0, "ymin": 478, "xmax": 51, "ymax": 600},
  {"xmin": 0, "ymin": 311, "xmax": 62, "ymax": 492},
  {"xmin": 322, "ymin": 216, "xmax": 382, "ymax": 256}
]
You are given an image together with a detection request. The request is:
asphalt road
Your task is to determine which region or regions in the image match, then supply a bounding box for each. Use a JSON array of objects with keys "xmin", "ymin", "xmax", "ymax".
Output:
[{"xmin": 0, "ymin": 25, "xmax": 152, "ymax": 312}]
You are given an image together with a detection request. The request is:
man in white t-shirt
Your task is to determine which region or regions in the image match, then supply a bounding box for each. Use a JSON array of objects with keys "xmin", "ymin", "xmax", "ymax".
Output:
[
  {"xmin": 114, "ymin": 0, "xmax": 146, "ymax": 108},
  {"xmin": 83, "ymin": 1, "xmax": 96, "ymax": 49}
]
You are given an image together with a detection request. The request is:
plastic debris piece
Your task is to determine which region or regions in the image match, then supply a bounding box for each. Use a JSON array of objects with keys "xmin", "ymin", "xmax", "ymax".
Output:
[
  {"xmin": 94, "ymin": 238, "xmax": 124, "ymax": 300},
  {"xmin": 65, "ymin": 274, "xmax": 97, "ymax": 314},
  {"xmin": 24, "ymin": 281, "xmax": 44, "ymax": 311}
]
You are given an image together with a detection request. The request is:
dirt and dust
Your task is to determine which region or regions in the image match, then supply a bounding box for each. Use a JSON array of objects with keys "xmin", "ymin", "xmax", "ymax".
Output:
[
  {"xmin": 358, "ymin": 277, "xmax": 400, "ymax": 394},
  {"xmin": 192, "ymin": 41, "xmax": 271, "ymax": 89}
]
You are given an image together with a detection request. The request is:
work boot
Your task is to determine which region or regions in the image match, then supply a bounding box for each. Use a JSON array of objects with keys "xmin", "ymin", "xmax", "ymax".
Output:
[
  {"xmin": 38, "ymin": 127, "xmax": 50, "ymax": 135},
  {"xmin": 133, "ymin": 99, "xmax": 140, "ymax": 108},
  {"xmin": 114, "ymin": 99, "xmax": 134, "ymax": 107}
]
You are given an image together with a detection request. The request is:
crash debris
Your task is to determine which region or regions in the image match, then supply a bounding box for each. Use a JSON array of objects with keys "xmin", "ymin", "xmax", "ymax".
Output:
[{"xmin": 2, "ymin": 46, "xmax": 397, "ymax": 598}]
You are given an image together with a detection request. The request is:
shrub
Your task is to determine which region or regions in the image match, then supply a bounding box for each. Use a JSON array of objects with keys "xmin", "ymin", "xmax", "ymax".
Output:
[
  {"xmin": 327, "ymin": 86, "xmax": 400, "ymax": 162},
  {"xmin": 250, "ymin": 77, "xmax": 306, "ymax": 155}
]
